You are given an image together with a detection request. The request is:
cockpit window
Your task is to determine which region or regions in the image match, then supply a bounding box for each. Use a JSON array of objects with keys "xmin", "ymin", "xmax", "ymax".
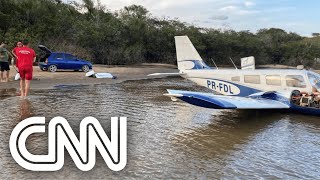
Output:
[
  {"xmin": 307, "ymin": 72, "xmax": 320, "ymax": 90},
  {"xmin": 286, "ymin": 75, "xmax": 306, "ymax": 88}
]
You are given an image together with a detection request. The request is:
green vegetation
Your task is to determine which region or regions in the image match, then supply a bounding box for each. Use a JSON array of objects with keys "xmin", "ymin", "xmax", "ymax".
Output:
[{"xmin": 1, "ymin": 0, "xmax": 320, "ymax": 67}]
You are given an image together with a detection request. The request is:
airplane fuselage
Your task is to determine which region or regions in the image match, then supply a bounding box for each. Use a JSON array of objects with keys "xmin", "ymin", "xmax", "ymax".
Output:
[
  {"xmin": 181, "ymin": 69, "xmax": 317, "ymax": 97},
  {"xmin": 150, "ymin": 36, "xmax": 320, "ymax": 116}
]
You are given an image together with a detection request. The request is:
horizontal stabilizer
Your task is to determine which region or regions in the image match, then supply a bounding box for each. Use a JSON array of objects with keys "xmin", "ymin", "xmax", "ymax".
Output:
[
  {"xmin": 165, "ymin": 89, "xmax": 290, "ymax": 109},
  {"xmin": 147, "ymin": 73, "xmax": 185, "ymax": 77}
]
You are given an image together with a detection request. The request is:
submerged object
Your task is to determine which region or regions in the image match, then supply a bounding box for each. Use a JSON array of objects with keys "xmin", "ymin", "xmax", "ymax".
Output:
[
  {"xmin": 95, "ymin": 73, "xmax": 114, "ymax": 79},
  {"xmin": 86, "ymin": 70, "xmax": 95, "ymax": 77},
  {"xmin": 85, "ymin": 70, "xmax": 115, "ymax": 79}
]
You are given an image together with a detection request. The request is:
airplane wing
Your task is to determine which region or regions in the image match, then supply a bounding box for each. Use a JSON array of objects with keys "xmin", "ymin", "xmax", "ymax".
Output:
[
  {"xmin": 147, "ymin": 73, "xmax": 185, "ymax": 76},
  {"xmin": 164, "ymin": 89, "xmax": 290, "ymax": 109}
]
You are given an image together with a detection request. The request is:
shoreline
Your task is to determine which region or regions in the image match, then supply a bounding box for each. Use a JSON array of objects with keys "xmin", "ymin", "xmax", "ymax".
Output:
[
  {"xmin": 0, "ymin": 64, "xmax": 178, "ymax": 91},
  {"xmin": 1, "ymin": 64, "xmax": 319, "ymax": 91}
]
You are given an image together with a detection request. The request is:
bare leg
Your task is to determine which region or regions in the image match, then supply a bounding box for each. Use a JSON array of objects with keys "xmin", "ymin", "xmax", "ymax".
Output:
[
  {"xmin": 24, "ymin": 80, "xmax": 30, "ymax": 97},
  {"xmin": 5, "ymin": 70, "xmax": 9, "ymax": 82},
  {"xmin": 20, "ymin": 79, "xmax": 25, "ymax": 97},
  {"xmin": 0, "ymin": 71, "xmax": 3, "ymax": 82}
]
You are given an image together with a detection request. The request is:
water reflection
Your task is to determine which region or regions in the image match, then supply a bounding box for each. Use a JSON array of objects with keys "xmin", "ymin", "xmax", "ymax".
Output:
[
  {"xmin": 0, "ymin": 78, "xmax": 320, "ymax": 179},
  {"xmin": 0, "ymin": 88, "xmax": 17, "ymax": 100},
  {"xmin": 18, "ymin": 99, "xmax": 34, "ymax": 121},
  {"xmin": 173, "ymin": 110, "xmax": 281, "ymax": 158}
]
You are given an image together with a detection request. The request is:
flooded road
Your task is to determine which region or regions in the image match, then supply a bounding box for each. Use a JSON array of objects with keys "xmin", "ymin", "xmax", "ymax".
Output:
[{"xmin": 0, "ymin": 77, "xmax": 320, "ymax": 179}]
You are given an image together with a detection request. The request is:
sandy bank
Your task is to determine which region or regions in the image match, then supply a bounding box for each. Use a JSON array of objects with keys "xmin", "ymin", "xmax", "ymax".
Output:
[
  {"xmin": 1, "ymin": 63, "xmax": 319, "ymax": 91},
  {"xmin": 0, "ymin": 64, "xmax": 178, "ymax": 90}
]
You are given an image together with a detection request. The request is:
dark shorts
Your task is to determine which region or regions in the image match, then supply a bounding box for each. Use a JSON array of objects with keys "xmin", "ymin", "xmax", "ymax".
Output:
[{"xmin": 0, "ymin": 62, "xmax": 10, "ymax": 72}]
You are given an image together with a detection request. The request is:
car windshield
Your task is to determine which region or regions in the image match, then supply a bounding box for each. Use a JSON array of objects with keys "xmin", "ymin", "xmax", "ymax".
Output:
[{"xmin": 308, "ymin": 72, "xmax": 320, "ymax": 90}]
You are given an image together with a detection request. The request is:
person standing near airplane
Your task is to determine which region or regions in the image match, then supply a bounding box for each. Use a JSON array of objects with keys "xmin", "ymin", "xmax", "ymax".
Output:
[
  {"xmin": 12, "ymin": 42, "xmax": 23, "ymax": 55},
  {"xmin": 16, "ymin": 39, "xmax": 36, "ymax": 97},
  {"xmin": 0, "ymin": 42, "xmax": 13, "ymax": 82},
  {"xmin": 12, "ymin": 41, "xmax": 23, "ymax": 67}
]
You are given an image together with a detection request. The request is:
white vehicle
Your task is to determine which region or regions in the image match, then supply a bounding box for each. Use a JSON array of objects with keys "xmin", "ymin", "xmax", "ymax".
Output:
[{"xmin": 149, "ymin": 36, "xmax": 320, "ymax": 116}]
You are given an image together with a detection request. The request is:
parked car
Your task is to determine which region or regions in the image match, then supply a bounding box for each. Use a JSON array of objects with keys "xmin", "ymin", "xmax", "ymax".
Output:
[{"xmin": 38, "ymin": 45, "xmax": 93, "ymax": 72}]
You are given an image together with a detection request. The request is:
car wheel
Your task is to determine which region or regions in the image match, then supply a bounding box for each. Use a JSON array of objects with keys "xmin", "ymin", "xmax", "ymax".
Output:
[
  {"xmin": 40, "ymin": 67, "xmax": 47, "ymax": 71},
  {"xmin": 82, "ymin": 65, "xmax": 90, "ymax": 72},
  {"xmin": 48, "ymin": 65, "xmax": 57, "ymax": 72}
]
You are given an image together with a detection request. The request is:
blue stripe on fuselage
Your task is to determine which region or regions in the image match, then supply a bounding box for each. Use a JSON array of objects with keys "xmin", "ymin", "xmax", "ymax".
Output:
[
  {"xmin": 210, "ymin": 78, "xmax": 261, "ymax": 97},
  {"xmin": 194, "ymin": 77, "xmax": 262, "ymax": 97}
]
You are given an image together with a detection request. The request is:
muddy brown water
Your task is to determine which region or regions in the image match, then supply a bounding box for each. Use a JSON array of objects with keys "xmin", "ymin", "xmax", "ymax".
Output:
[{"xmin": 0, "ymin": 77, "xmax": 320, "ymax": 179}]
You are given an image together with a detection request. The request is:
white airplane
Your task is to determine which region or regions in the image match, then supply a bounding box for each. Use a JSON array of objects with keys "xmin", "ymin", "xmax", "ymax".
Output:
[{"xmin": 149, "ymin": 36, "xmax": 320, "ymax": 116}]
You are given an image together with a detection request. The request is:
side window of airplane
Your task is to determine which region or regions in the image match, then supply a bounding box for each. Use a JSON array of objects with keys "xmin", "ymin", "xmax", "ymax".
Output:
[
  {"xmin": 244, "ymin": 75, "xmax": 260, "ymax": 84},
  {"xmin": 266, "ymin": 75, "xmax": 281, "ymax": 86},
  {"xmin": 286, "ymin": 75, "xmax": 307, "ymax": 88},
  {"xmin": 231, "ymin": 76, "xmax": 240, "ymax": 82}
]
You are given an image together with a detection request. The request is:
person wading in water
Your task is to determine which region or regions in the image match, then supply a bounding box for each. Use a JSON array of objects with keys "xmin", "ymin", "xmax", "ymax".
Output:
[{"xmin": 16, "ymin": 39, "xmax": 36, "ymax": 97}]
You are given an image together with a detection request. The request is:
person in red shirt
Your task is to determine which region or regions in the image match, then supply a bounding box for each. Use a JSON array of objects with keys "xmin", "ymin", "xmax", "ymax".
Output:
[
  {"xmin": 16, "ymin": 39, "xmax": 36, "ymax": 97},
  {"xmin": 12, "ymin": 41, "xmax": 23, "ymax": 67},
  {"xmin": 12, "ymin": 42, "xmax": 23, "ymax": 57}
]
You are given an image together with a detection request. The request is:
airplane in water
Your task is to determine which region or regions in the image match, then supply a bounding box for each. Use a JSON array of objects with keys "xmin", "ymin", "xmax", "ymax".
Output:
[{"xmin": 149, "ymin": 36, "xmax": 320, "ymax": 116}]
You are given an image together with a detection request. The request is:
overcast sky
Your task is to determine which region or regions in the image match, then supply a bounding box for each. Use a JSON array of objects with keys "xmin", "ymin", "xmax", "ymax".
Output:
[{"xmin": 70, "ymin": 0, "xmax": 320, "ymax": 36}]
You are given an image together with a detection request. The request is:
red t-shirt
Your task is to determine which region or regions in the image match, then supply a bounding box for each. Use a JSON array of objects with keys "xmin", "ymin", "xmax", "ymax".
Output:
[
  {"xmin": 13, "ymin": 47, "xmax": 21, "ymax": 67},
  {"xmin": 16, "ymin": 47, "xmax": 36, "ymax": 68},
  {"xmin": 13, "ymin": 47, "xmax": 20, "ymax": 55}
]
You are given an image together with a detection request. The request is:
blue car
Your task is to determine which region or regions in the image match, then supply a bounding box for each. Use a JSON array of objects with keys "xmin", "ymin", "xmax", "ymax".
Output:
[{"xmin": 38, "ymin": 45, "xmax": 93, "ymax": 72}]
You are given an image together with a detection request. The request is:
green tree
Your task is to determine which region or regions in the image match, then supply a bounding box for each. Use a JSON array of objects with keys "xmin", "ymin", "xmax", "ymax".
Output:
[{"xmin": 0, "ymin": 0, "xmax": 319, "ymax": 67}]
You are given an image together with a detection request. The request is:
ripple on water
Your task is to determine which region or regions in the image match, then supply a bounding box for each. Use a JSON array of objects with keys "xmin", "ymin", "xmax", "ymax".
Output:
[{"xmin": 0, "ymin": 78, "xmax": 320, "ymax": 179}]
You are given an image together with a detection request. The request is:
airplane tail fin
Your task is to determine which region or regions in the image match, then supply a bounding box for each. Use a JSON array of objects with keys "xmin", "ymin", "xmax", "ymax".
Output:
[{"xmin": 175, "ymin": 36, "xmax": 211, "ymax": 71}]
